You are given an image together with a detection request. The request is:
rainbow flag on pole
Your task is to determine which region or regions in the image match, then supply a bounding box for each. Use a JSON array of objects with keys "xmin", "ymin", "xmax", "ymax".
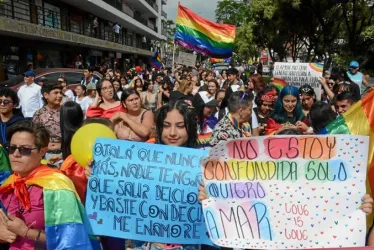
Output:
[
  {"xmin": 151, "ymin": 48, "xmax": 162, "ymax": 69},
  {"xmin": 175, "ymin": 3, "xmax": 236, "ymax": 58},
  {"xmin": 318, "ymin": 90, "xmax": 374, "ymax": 192}
]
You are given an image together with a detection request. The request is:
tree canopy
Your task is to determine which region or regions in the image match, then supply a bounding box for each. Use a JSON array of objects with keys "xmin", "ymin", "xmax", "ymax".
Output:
[{"xmin": 215, "ymin": 0, "xmax": 374, "ymax": 70}]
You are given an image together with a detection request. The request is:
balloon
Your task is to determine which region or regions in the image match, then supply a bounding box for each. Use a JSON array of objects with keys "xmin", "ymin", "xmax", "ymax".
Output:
[
  {"xmin": 71, "ymin": 123, "xmax": 116, "ymax": 166},
  {"xmin": 135, "ymin": 66, "xmax": 142, "ymax": 72}
]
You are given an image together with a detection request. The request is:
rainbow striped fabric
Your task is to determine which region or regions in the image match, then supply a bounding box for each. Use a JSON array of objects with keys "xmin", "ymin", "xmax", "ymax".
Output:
[
  {"xmin": 0, "ymin": 146, "xmax": 11, "ymax": 184},
  {"xmin": 318, "ymin": 90, "xmax": 374, "ymax": 192},
  {"xmin": 151, "ymin": 48, "xmax": 162, "ymax": 69},
  {"xmin": 272, "ymin": 77, "xmax": 288, "ymax": 90},
  {"xmin": 175, "ymin": 4, "xmax": 236, "ymax": 58},
  {"xmin": 1, "ymin": 166, "xmax": 99, "ymax": 250}
]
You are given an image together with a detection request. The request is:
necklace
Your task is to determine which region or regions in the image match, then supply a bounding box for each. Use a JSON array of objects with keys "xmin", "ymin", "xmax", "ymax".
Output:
[{"xmin": 6, "ymin": 186, "xmax": 33, "ymax": 215}]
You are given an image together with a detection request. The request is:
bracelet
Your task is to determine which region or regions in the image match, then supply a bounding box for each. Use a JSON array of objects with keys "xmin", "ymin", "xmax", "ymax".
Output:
[
  {"xmin": 34, "ymin": 230, "xmax": 42, "ymax": 242},
  {"xmin": 23, "ymin": 221, "xmax": 36, "ymax": 238}
]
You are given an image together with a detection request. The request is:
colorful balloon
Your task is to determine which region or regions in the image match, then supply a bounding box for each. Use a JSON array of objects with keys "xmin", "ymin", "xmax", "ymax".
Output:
[{"xmin": 71, "ymin": 123, "xmax": 116, "ymax": 166}]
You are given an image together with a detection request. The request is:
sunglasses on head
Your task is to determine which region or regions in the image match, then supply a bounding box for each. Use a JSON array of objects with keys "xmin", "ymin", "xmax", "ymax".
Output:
[
  {"xmin": 6, "ymin": 145, "xmax": 38, "ymax": 155},
  {"xmin": 0, "ymin": 100, "xmax": 12, "ymax": 105},
  {"xmin": 238, "ymin": 92, "xmax": 248, "ymax": 108}
]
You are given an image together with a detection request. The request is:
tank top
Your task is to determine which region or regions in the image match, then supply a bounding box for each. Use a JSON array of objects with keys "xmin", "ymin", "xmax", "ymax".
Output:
[
  {"xmin": 142, "ymin": 92, "xmax": 157, "ymax": 111},
  {"xmin": 347, "ymin": 71, "xmax": 364, "ymax": 94}
]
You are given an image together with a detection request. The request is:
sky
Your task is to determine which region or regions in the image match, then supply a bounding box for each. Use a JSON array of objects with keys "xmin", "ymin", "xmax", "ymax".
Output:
[{"xmin": 164, "ymin": 0, "xmax": 220, "ymax": 23}]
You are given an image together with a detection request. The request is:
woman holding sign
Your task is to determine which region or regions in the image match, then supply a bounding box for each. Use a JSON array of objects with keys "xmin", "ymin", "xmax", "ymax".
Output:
[
  {"xmin": 130, "ymin": 101, "xmax": 200, "ymax": 250},
  {"xmin": 0, "ymin": 120, "xmax": 96, "ymax": 249}
]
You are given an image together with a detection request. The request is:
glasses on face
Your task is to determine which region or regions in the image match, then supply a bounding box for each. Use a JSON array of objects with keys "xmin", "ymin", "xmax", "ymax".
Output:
[
  {"xmin": 0, "ymin": 100, "xmax": 12, "ymax": 105},
  {"xmin": 6, "ymin": 145, "xmax": 38, "ymax": 155},
  {"xmin": 58, "ymin": 80, "xmax": 65, "ymax": 83},
  {"xmin": 101, "ymin": 86, "xmax": 114, "ymax": 92}
]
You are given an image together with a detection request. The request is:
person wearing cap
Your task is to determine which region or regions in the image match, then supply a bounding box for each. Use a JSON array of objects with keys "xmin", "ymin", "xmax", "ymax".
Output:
[
  {"xmin": 17, "ymin": 70, "xmax": 44, "ymax": 119},
  {"xmin": 85, "ymin": 82, "xmax": 97, "ymax": 108},
  {"xmin": 299, "ymin": 85, "xmax": 316, "ymax": 116},
  {"xmin": 253, "ymin": 87, "xmax": 277, "ymax": 135},
  {"xmin": 347, "ymin": 61, "xmax": 369, "ymax": 94},
  {"xmin": 193, "ymin": 91, "xmax": 219, "ymax": 149}
]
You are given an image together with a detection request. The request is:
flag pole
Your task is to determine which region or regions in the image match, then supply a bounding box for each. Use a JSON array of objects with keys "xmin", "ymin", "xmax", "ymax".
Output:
[{"xmin": 172, "ymin": 41, "xmax": 176, "ymax": 69}]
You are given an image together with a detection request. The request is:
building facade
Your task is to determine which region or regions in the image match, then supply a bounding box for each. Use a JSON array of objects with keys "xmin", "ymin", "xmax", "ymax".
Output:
[{"xmin": 0, "ymin": 0, "xmax": 167, "ymax": 80}]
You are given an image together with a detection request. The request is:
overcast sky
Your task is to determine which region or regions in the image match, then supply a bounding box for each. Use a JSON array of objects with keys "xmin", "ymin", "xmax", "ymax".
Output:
[{"xmin": 164, "ymin": 0, "xmax": 219, "ymax": 22}]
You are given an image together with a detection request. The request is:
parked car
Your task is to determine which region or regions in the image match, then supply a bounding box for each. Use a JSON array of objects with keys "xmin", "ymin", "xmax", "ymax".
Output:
[{"xmin": 0, "ymin": 68, "xmax": 103, "ymax": 91}]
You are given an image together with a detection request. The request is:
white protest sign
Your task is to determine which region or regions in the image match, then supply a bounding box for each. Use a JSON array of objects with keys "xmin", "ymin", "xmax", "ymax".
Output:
[
  {"xmin": 201, "ymin": 135, "xmax": 368, "ymax": 249},
  {"xmin": 273, "ymin": 62, "xmax": 323, "ymax": 100},
  {"xmin": 177, "ymin": 51, "xmax": 197, "ymax": 67}
]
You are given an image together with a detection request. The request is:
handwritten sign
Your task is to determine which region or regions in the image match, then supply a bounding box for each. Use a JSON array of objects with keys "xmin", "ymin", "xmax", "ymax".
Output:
[
  {"xmin": 273, "ymin": 62, "xmax": 323, "ymax": 100},
  {"xmin": 177, "ymin": 52, "xmax": 197, "ymax": 67},
  {"xmin": 201, "ymin": 135, "xmax": 368, "ymax": 249},
  {"xmin": 85, "ymin": 139, "xmax": 212, "ymax": 245}
]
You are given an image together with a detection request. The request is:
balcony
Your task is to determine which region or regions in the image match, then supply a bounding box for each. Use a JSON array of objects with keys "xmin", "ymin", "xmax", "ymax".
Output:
[
  {"xmin": 0, "ymin": 0, "xmax": 152, "ymax": 52},
  {"xmin": 162, "ymin": 0, "xmax": 167, "ymax": 5},
  {"xmin": 145, "ymin": 0, "xmax": 158, "ymax": 12},
  {"xmin": 122, "ymin": 4, "xmax": 134, "ymax": 18},
  {"xmin": 162, "ymin": 10, "xmax": 167, "ymax": 19},
  {"xmin": 147, "ymin": 20, "xmax": 155, "ymax": 31}
]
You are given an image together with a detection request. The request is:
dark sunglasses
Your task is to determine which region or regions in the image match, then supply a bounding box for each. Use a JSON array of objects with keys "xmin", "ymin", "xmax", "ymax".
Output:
[
  {"xmin": 0, "ymin": 100, "xmax": 12, "ymax": 105},
  {"xmin": 6, "ymin": 145, "xmax": 38, "ymax": 155},
  {"xmin": 58, "ymin": 80, "xmax": 65, "ymax": 83}
]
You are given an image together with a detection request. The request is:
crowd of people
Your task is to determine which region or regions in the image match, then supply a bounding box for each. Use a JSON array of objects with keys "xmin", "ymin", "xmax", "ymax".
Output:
[{"xmin": 0, "ymin": 59, "xmax": 373, "ymax": 250}]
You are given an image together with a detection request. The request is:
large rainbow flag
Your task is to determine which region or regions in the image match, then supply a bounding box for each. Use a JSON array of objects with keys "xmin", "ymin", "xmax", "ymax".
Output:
[
  {"xmin": 0, "ymin": 166, "xmax": 99, "ymax": 249},
  {"xmin": 175, "ymin": 4, "xmax": 236, "ymax": 58},
  {"xmin": 318, "ymin": 90, "xmax": 374, "ymax": 193}
]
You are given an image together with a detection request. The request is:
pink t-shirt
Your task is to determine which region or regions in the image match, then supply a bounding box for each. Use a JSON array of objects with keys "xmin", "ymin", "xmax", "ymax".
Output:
[{"xmin": 0, "ymin": 186, "xmax": 45, "ymax": 250}]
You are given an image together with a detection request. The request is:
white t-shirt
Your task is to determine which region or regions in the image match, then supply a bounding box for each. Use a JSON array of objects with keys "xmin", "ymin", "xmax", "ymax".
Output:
[
  {"xmin": 18, "ymin": 83, "xmax": 44, "ymax": 118},
  {"xmin": 74, "ymin": 96, "xmax": 90, "ymax": 112},
  {"xmin": 64, "ymin": 89, "xmax": 75, "ymax": 100},
  {"xmin": 113, "ymin": 24, "xmax": 120, "ymax": 33}
]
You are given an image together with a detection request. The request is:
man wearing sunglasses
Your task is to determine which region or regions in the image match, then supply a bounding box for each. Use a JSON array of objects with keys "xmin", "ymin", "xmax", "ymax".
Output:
[
  {"xmin": 347, "ymin": 61, "xmax": 370, "ymax": 94},
  {"xmin": 0, "ymin": 88, "xmax": 24, "ymax": 146},
  {"xmin": 17, "ymin": 71, "xmax": 43, "ymax": 119}
]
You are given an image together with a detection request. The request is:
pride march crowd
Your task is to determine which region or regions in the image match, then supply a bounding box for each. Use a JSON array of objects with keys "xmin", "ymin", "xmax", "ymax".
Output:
[
  {"xmin": 1, "ymin": 2, "xmax": 374, "ymax": 250},
  {"xmin": 0, "ymin": 58, "xmax": 373, "ymax": 250}
]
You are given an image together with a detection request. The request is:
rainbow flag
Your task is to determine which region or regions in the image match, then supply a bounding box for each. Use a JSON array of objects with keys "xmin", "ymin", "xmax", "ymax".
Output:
[
  {"xmin": 0, "ymin": 166, "xmax": 100, "ymax": 249},
  {"xmin": 318, "ymin": 90, "xmax": 374, "ymax": 193},
  {"xmin": 175, "ymin": 4, "xmax": 236, "ymax": 58},
  {"xmin": 151, "ymin": 48, "xmax": 162, "ymax": 69},
  {"xmin": 272, "ymin": 77, "xmax": 288, "ymax": 90},
  {"xmin": 0, "ymin": 146, "xmax": 11, "ymax": 184}
]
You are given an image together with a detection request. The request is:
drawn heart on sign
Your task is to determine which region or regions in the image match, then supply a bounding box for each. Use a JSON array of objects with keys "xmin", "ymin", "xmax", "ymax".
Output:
[
  {"xmin": 88, "ymin": 212, "xmax": 97, "ymax": 221},
  {"xmin": 97, "ymin": 219, "xmax": 103, "ymax": 224}
]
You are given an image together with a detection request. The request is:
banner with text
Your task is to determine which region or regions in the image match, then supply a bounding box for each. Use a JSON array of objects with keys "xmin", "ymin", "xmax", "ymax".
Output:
[
  {"xmin": 273, "ymin": 62, "xmax": 323, "ymax": 99},
  {"xmin": 177, "ymin": 51, "xmax": 197, "ymax": 67},
  {"xmin": 85, "ymin": 139, "xmax": 212, "ymax": 245},
  {"xmin": 201, "ymin": 135, "xmax": 368, "ymax": 249}
]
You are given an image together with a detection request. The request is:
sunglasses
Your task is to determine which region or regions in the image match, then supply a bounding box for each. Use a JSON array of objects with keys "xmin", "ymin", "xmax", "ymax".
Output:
[
  {"xmin": 6, "ymin": 145, "xmax": 38, "ymax": 155},
  {"xmin": 0, "ymin": 100, "xmax": 12, "ymax": 105},
  {"xmin": 58, "ymin": 80, "xmax": 65, "ymax": 83}
]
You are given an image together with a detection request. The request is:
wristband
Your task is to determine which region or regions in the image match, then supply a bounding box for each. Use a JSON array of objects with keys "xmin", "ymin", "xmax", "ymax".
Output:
[
  {"xmin": 35, "ymin": 230, "xmax": 42, "ymax": 242},
  {"xmin": 23, "ymin": 221, "xmax": 36, "ymax": 238}
]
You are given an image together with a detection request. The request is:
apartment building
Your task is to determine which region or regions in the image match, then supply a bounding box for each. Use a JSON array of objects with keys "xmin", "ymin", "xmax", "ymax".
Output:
[{"xmin": 0, "ymin": 0, "xmax": 168, "ymax": 80}]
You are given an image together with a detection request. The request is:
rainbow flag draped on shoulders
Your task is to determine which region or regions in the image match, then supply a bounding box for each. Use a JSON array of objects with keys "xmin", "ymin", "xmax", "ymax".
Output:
[
  {"xmin": 175, "ymin": 3, "xmax": 236, "ymax": 58},
  {"xmin": 0, "ymin": 166, "xmax": 100, "ymax": 250},
  {"xmin": 318, "ymin": 90, "xmax": 374, "ymax": 192}
]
